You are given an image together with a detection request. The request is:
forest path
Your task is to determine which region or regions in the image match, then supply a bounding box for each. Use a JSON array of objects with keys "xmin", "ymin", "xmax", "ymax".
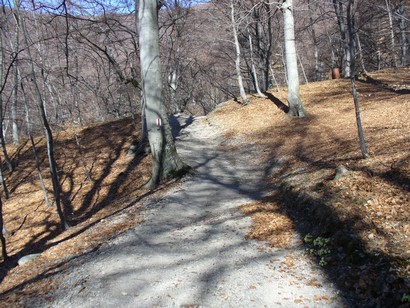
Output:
[{"xmin": 47, "ymin": 115, "xmax": 343, "ymax": 307}]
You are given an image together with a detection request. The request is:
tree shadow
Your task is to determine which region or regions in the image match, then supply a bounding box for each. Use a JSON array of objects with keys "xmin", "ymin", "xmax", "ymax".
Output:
[
  {"xmin": 357, "ymin": 74, "xmax": 410, "ymax": 94},
  {"xmin": 0, "ymin": 117, "xmax": 156, "ymax": 291},
  {"xmin": 169, "ymin": 114, "xmax": 194, "ymax": 139},
  {"xmin": 254, "ymin": 117, "xmax": 410, "ymax": 306},
  {"xmin": 264, "ymin": 92, "xmax": 289, "ymax": 113}
]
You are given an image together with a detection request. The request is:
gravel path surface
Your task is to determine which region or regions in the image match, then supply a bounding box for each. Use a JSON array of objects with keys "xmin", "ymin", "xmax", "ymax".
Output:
[{"xmin": 45, "ymin": 115, "xmax": 344, "ymax": 307}]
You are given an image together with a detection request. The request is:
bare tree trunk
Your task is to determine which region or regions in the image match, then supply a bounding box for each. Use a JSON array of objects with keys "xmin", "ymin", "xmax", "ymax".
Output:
[
  {"xmin": 308, "ymin": 0, "xmax": 320, "ymax": 81},
  {"xmin": 14, "ymin": 0, "xmax": 68, "ymax": 230},
  {"xmin": 0, "ymin": 195, "xmax": 7, "ymax": 261},
  {"xmin": 385, "ymin": 0, "xmax": 398, "ymax": 68},
  {"xmin": 0, "ymin": 33, "xmax": 13, "ymax": 176},
  {"xmin": 248, "ymin": 32, "xmax": 265, "ymax": 97},
  {"xmin": 0, "ymin": 33, "xmax": 13, "ymax": 172},
  {"xmin": 20, "ymin": 78, "xmax": 51, "ymax": 207},
  {"xmin": 397, "ymin": 3, "xmax": 407, "ymax": 66},
  {"xmin": 230, "ymin": 0, "xmax": 250, "ymax": 106},
  {"xmin": 356, "ymin": 33, "xmax": 368, "ymax": 74},
  {"xmin": 269, "ymin": 65, "xmax": 281, "ymax": 92},
  {"xmin": 11, "ymin": 11, "xmax": 20, "ymax": 145},
  {"xmin": 282, "ymin": 0, "xmax": 305, "ymax": 117},
  {"xmin": 347, "ymin": 0, "xmax": 369, "ymax": 159},
  {"xmin": 137, "ymin": 0, "xmax": 188, "ymax": 189},
  {"xmin": 333, "ymin": 0, "xmax": 351, "ymax": 77}
]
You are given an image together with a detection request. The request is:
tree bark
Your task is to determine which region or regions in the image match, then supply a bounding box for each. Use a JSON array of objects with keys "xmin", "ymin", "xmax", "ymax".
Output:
[
  {"xmin": 137, "ymin": 0, "xmax": 188, "ymax": 189},
  {"xmin": 20, "ymin": 78, "xmax": 51, "ymax": 207},
  {"xmin": 282, "ymin": 0, "xmax": 305, "ymax": 117},
  {"xmin": 347, "ymin": 0, "xmax": 369, "ymax": 159},
  {"xmin": 0, "ymin": 33, "xmax": 13, "ymax": 172},
  {"xmin": 14, "ymin": 0, "xmax": 69, "ymax": 230},
  {"xmin": 397, "ymin": 3, "xmax": 407, "ymax": 66},
  {"xmin": 307, "ymin": 0, "xmax": 320, "ymax": 81},
  {"xmin": 248, "ymin": 32, "xmax": 265, "ymax": 97},
  {"xmin": 333, "ymin": 0, "xmax": 351, "ymax": 77},
  {"xmin": 385, "ymin": 0, "xmax": 398, "ymax": 68},
  {"xmin": 230, "ymin": 0, "xmax": 250, "ymax": 106},
  {"xmin": 0, "ymin": 195, "xmax": 7, "ymax": 261},
  {"xmin": 11, "ymin": 11, "xmax": 20, "ymax": 145}
]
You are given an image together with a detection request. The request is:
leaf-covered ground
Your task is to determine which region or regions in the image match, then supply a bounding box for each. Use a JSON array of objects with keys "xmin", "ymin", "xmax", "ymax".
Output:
[
  {"xmin": 0, "ymin": 117, "xmax": 178, "ymax": 305},
  {"xmin": 0, "ymin": 67, "xmax": 409, "ymax": 306},
  {"xmin": 208, "ymin": 67, "xmax": 410, "ymax": 306}
]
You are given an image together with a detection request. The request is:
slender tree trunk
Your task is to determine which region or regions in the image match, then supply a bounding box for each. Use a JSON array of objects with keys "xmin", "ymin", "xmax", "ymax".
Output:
[
  {"xmin": 230, "ymin": 0, "xmax": 250, "ymax": 106},
  {"xmin": 333, "ymin": 0, "xmax": 351, "ymax": 77},
  {"xmin": 0, "ymin": 34, "xmax": 13, "ymax": 172},
  {"xmin": 356, "ymin": 33, "xmax": 368, "ymax": 74},
  {"xmin": 397, "ymin": 3, "xmax": 407, "ymax": 66},
  {"xmin": 168, "ymin": 67, "xmax": 179, "ymax": 113},
  {"xmin": 0, "ymin": 159, "xmax": 9, "ymax": 200},
  {"xmin": 308, "ymin": 0, "xmax": 320, "ymax": 81},
  {"xmin": 298, "ymin": 54, "xmax": 309, "ymax": 85},
  {"xmin": 269, "ymin": 65, "xmax": 281, "ymax": 92},
  {"xmin": 14, "ymin": 0, "xmax": 68, "ymax": 230},
  {"xmin": 248, "ymin": 32, "xmax": 265, "ymax": 97},
  {"xmin": 20, "ymin": 78, "xmax": 51, "ymax": 207},
  {"xmin": 137, "ymin": 0, "xmax": 187, "ymax": 189},
  {"xmin": 385, "ymin": 0, "xmax": 398, "ymax": 68},
  {"xmin": 282, "ymin": 0, "xmax": 305, "ymax": 117},
  {"xmin": 11, "ymin": 13, "xmax": 20, "ymax": 145},
  {"xmin": 0, "ymin": 195, "xmax": 7, "ymax": 261},
  {"xmin": 347, "ymin": 0, "xmax": 369, "ymax": 159}
]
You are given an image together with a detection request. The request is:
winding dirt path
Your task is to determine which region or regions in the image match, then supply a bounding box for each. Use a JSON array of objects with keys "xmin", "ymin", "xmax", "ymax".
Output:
[{"xmin": 44, "ymin": 115, "xmax": 343, "ymax": 307}]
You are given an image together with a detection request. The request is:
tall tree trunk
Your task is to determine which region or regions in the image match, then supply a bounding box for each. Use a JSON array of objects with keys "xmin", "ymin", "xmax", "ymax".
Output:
[
  {"xmin": 0, "ymin": 195, "xmax": 7, "ymax": 261},
  {"xmin": 397, "ymin": 3, "xmax": 407, "ymax": 66},
  {"xmin": 248, "ymin": 32, "xmax": 265, "ymax": 97},
  {"xmin": 333, "ymin": 0, "xmax": 351, "ymax": 77},
  {"xmin": 230, "ymin": 0, "xmax": 250, "ymax": 106},
  {"xmin": 347, "ymin": 0, "xmax": 369, "ymax": 159},
  {"xmin": 11, "ymin": 11, "xmax": 20, "ymax": 145},
  {"xmin": 0, "ymin": 33, "xmax": 13, "ymax": 173},
  {"xmin": 282, "ymin": 0, "xmax": 305, "ymax": 117},
  {"xmin": 20, "ymin": 76, "xmax": 52, "ymax": 207},
  {"xmin": 269, "ymin": 64, "xmax": 281, "ymax": 92},
  {"xmin": 137, "ymin": 0, "xmax": 188, "ymax": 189},
  {"xmin": 13, "ymin": 0, "xmax": 68, "ymax": 230},
  {"xmin": 308, "ymin": 0, "xmax": 320, "ymax": 81},
  {"xmin": 356, "ymin": 33, "xmax": 368, "ymax": 74},
  {"xmin": 385, "ymin": 0, "xmax": 398, "ymax": 68}
]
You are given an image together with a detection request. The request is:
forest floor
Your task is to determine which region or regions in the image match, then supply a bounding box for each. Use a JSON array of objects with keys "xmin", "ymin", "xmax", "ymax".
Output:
[{"xmin": 0, "ymin": 67, "xmax": 409, "ymax": 306}]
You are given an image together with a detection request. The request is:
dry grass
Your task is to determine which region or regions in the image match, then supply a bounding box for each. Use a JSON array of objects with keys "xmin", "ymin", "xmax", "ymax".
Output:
[{"xmin": 209, "ymin": 67, "xmax": 410, "ymax": 304}]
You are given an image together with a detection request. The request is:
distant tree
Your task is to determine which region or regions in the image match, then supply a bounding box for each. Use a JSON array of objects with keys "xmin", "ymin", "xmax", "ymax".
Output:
[
  {"xmin": 396, "ymin": 2, "xmax": 408, "ymax": 66},
  {"xmin": 10, "ymin": 9, "xmax": 20, "ymax": 145},
  {"xmin": 333, "ymin": 0, "xmax": 351, "ymax": 77},
  {"xmin": 13, "ymin": 0, "xmax": 69, "ymax": 230},
  {"xmin": 0, "ymin": 30, "xmax": 13, "ymax": 172},
  {"xmin": 0, "ymin": 31, "xmax": 13, "ymax": 192},
  {"xmin": 229, "ymin": 0, "xmax": 250, "ymax": 105},
  {"xmin": 347, "ymin": 0, "xmax": 369, "ymax": 158},
  {"xmin": 0, "ymin": 195, "xmax": 7, "ymax": 261},
  {"xmin": 385, "ymin": 0, "xmax": 398, "ymax": 68},
  {"xmin": 137, "ymin": 0, "xmax": 188, "ymax": 189},
  {"xmin": 281, "ymin": 0, "xmax": 305, "ymax": 117}
]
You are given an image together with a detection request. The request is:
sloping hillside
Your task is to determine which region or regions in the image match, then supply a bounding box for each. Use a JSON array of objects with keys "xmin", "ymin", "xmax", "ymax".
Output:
[
  {"xmin": 209, "ymin": 67, "xmax": 410, "ymax": 305},
  {"xmin": 0, "ymin": 67, "xmax": 409, "ymax": 306},
  {"xmin": 0, "ymin": 117, "xmax": 170, "ymax": 301}
]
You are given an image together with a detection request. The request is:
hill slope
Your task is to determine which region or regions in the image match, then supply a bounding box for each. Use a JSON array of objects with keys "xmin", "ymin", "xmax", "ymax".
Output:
[
  {"xmin": 0, "ymin": 67, "xmax": 409, "ymax": 306},
  {"xmin": 209, "ymin": 67, "xmax": 410, "ymax": 305}
]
